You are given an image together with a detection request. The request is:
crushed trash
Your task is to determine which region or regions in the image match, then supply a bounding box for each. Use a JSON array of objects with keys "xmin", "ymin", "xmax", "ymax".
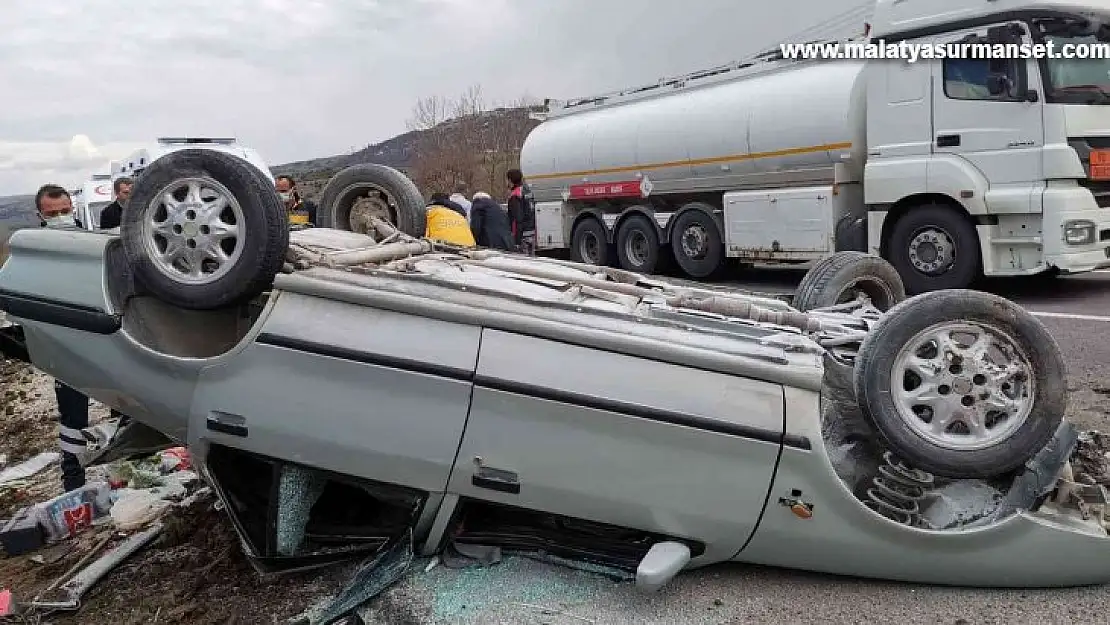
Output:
[{"xmin": 33, "ymin": 482, "xmax": 112, "ymax": 542}]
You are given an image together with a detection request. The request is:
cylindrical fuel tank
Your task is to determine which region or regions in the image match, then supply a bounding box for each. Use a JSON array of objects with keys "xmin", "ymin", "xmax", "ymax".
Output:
[{"xmin": 521, "ymin": 60, "xmax": 868, "ymax": 202}]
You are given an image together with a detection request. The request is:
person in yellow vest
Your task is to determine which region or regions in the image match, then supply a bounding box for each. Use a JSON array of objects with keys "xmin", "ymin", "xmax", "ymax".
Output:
[{"xmin": 425, "ymin": 194, "xmax": 476, "ymax": 247}]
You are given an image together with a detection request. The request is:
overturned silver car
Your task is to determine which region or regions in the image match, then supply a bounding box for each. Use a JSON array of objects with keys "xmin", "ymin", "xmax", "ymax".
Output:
[{"xmin": 0, "ymin": 150, "xmax": 1108, "ymax": 590}]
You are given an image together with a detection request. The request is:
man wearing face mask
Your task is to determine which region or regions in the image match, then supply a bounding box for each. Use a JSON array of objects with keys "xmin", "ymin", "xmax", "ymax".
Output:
[
  {"xmin": 96, "ymin": 176, "xmax": 133, "ymax": 230},
  {"xmin": 34, "ymin": 185, "xmax": 93, "ymax": 491},
  {"xmin": 275, "ymin": 175, "xmax": 317, "ymax": 227},
  {"xmin": 36, "ymin": 183, "xmax": 81, "ymax": 229}
]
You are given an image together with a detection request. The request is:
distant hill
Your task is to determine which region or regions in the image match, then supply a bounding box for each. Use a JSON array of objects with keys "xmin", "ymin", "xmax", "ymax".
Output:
[
  {"xmin": 0, "ymin": 195, "xmax": 34, "ymax": 226},
  {"xmin": 272, "ymin": 105, "xmax": 541, "ymax": 201}
]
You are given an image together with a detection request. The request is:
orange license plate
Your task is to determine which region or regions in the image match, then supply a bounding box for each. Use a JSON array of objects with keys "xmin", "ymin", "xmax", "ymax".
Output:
[{"xmin": 1092, "ymin": 150, "xmax": 1110, "ymax": 180}]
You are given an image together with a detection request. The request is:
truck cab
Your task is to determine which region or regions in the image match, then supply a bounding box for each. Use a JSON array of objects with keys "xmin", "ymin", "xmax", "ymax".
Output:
[{"xmin": 863, "ymin": 0, "xmax": 1110, "ymax": 289}]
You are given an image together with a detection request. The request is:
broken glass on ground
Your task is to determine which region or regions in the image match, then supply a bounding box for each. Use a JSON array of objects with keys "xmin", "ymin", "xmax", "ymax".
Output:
[{"xmin": 298, "ymin": 528, "xmax": 414, "ymax": 625}]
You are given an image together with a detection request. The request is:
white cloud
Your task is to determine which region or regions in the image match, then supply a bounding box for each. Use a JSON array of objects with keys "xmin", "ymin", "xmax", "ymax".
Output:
[{"xmin": 0, "ymin": 0, "xmax": 863, "ymax": 195}]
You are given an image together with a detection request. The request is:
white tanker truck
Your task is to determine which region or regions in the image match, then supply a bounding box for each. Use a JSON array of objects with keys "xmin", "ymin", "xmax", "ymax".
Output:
[{"xmin": 520, "ymin": 0, "xmax": 1110, "ymax": 293}]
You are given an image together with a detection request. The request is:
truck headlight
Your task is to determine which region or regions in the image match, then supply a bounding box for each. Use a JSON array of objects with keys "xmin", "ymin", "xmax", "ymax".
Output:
[{"xmin": 1064, "ymin": 220, "xmax": 1096, "ymax": 245}]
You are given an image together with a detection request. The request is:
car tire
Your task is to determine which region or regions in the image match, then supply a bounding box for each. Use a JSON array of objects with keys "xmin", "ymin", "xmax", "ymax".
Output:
[
  {"xmin": 615, "ymin": 214, "xmax": 661, "ymax": 274},
  {"xmin": 793, "ymin": 252, "xmax": 906, "ymax": 312},
  {"xmin": 121, "ymin": 149, "xmax": 289, "ymax": 310},
  {"xmin": 854, "ymin": 289, "xmax": 1067, "ymax": 479},
  {"xmin": 670, "ymin": 204, "xmax": 724, "ymax": 279},
  {"xmin": 887, "ymin": 203, "xmax": 980, "ymax": 295},
  {"xmin": 569, "ymin": 217, "xmax": 612, "ymax": 266},
  {"xmin": 317, "ymin": 164, "xmax": 426, "ymax": 237}
]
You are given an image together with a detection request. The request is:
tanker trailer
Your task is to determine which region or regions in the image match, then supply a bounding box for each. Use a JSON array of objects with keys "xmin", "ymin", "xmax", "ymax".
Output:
[{"xmin": 520, "ymin": 0, "xmax": 1110, "ymax": 293}]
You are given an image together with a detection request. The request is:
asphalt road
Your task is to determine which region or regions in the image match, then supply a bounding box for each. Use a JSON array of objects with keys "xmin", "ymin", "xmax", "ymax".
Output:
[{"xmin": 362, "ymin": 267, "xmax": 1110, "ymax": 625}]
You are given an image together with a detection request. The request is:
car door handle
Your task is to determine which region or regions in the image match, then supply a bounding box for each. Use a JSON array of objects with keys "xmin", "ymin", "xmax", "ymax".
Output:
[
  {"xmin": 937, "ymin": 134, "xmax": 961, "ymax": 147},
  {"xmin": 472, "ymin": 465, "xmax": 520, "ymax": 495},
  {"xmin": 206, "ymin": 411, "xmax": 248, "ymax": 437}
]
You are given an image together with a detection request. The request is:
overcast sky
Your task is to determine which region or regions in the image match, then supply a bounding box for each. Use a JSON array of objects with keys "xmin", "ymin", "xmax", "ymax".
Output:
[{"xmin": 0, "ymin": 0, "xmax": 867, "ymax": 196}]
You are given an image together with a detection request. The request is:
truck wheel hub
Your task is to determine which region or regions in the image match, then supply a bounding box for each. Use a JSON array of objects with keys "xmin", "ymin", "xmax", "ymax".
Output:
[
  {"xmin": 681, "ymin": 225, "xmax": 708, "ymax": 259},
  {"xmin": 908, "ymin": 229, "xmax": 955, "ymax": 275}
]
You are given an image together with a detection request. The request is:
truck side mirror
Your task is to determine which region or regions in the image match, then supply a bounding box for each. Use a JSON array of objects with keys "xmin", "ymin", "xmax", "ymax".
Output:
[{"xmin": 986, "ymin": 74, "xmax": 1012, "ymax": 96}]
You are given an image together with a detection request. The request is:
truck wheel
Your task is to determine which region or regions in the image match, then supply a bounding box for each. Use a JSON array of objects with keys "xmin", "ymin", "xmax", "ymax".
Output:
[
  {"xmin": 570, "ymin": 218, "xmax": 612, "ymax": 266},
  {"xmin": 854, "ymin": 289, "xmax": 1066, "ymax": 480},
  {"xmin": 793, "ymin": 252, "xmax": 905, "ymax": 312},
  {"xmin": 615, "ymin": 214, "xmax": 661, "ymax": 274},
  {"xmin": 317, "ymin": 164, "xmax": 426, "ymax": 237},
  {"xmin": 670, "ymin": 205, "xmax": 724, "ymax": 279},
  {"xmin": 121, "ymin": 149, "xmax": 289, "ymax": 310},
  {"xmin": 887, "ymin": 204, "xmax": 980, "ymax": 294}
]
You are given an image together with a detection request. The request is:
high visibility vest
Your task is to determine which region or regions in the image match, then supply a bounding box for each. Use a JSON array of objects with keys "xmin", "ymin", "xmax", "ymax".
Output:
[{"xmin": 425, "ymin": 206, "xmax": 476, "ymax": 247}]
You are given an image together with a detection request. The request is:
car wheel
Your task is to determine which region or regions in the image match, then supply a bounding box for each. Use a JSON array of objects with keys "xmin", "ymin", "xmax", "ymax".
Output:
[
  {"xmin": 670, "ymin": 204, "xmax": 724, "ymax": 279},
  {"xmin": 121, "ymin": 149, "xmax": 289, "ymax": 310},
  {"xmin": 615, "ymin": 214, "xmax": 661, "ymax": 274},
  {"xmin": 569, "ymin": 218, "xmax": 612, "ymax": 266},
  {"xmin": 854, "ymin": 289, "xmax": 1066, "ymax": 479},
  {"xmin": 317, "ymin": 164, "xmax": 426, "ymax": 237},
  {"xmin": 887, "ymin": 203, "xmax": 981, "ymax": 295},
  {"xmin": 793, "ymin": 252, "xmax": 906, "ymax": 312}
]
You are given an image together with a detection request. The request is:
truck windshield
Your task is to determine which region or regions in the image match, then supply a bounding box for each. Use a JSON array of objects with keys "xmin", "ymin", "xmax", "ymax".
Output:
[{"xmin": 1040, "ymin": 20, "xmax": 1110, "ymax": 104}]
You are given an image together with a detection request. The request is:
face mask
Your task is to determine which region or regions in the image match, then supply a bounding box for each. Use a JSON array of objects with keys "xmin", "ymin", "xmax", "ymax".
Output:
[
  {"xmin": 41, "ymin": 213, "xmax": 76, "ymax": 228},
  {"xmin": 278, "ymin": 191, "xmax": 292, "ymax": 202}
]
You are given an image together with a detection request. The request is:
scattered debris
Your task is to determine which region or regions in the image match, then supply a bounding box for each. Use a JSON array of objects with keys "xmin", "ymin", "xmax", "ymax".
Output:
[
  {"xmin": 31, "ymin": 523, "xmax": 163, "ymax": 611},
  {"xmin": 0, "ymin": 452, "xmax": 59, "ymax": 488},
  {"xmin": 301, "ymin": 529, "xmax": 414, "ymax": 625}
]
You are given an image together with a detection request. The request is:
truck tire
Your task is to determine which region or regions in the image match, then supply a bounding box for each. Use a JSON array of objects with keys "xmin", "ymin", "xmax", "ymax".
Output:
[
  {"xmin": 853, "ymin": 289, "xmax": 1066, "ymax": 480},
  {"xmin": 121, "ymin": 149, "xmax": 289, "ymax": 310},
  {"xmin": 793, "ymin": 252, "xmax": 905, "ymax": 312},
  {"xmin": 570, "ymin": 218, "xmax": 613, "ymax": 266},
  {"xmin": 670, "ymin": 205, "xmax": 724, "ymax": 279},
  {"xmin": 317, "ymin": 164, "xmax": 426, "ymax": 237},
  {"xmin": 615, "ymin": 214, "xmax": 661, "ymax": 274},
  {"xmin": 887, "ymin": 203, "xmax": 980, "ymax": 295}
]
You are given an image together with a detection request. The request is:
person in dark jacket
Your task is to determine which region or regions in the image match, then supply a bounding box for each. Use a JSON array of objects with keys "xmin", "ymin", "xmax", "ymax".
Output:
[
  {"xmin": 429, "ymin": 192, "xmax": 468, "ymax": 218},
  {"xmin": 97, "ymin": 176, "xmax": 133, "ymax": 230},
  {"xmin": 468, "ymin": 192, "xmax": 514, "ymax": 251},
  {"xmin": 505, "ymin": 169, "xmax": 536, "ymax": 255},
  {"xmin": 276, "ymin": 175, "xmax": 318, "ymax": 226}
]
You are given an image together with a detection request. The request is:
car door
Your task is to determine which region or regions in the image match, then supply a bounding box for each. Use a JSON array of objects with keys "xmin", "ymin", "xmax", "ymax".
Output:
[
  {"xmin": 446, "ymin": 328, "xmax": 786, "ymax": 563},
  {"xmin": 930, "ymin": 24, "xmax": 1046, "ymax": 189},
  {"xmin": 188, "ymin": 290, "xmax": 481, "ymax": 495}
]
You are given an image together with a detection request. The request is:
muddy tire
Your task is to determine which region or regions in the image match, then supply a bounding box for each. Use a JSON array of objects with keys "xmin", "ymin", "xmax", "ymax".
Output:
[
  {"xmin": 569, "ymin": 217, "xmax": 613, "ymax": 266},
  {"xmin": 317, "ymin": 164, "xmax": 426, "ymax": 237},
  {"xmin": 793, "ymin": 252, "xmax": 905, "ymax": 312},
  {"xmin": 122, "ymin": 149, "xmax": 289, "ymax": 310},
  {"xmin": 854, "ymin": 289, "xmax": 1066, "ymax": 479}
]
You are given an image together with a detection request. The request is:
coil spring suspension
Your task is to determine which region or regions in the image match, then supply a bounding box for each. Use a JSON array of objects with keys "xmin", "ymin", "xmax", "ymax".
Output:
[{"xmin": 864, "ymin": 451, "xmax": 936, "ymax": 527}]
